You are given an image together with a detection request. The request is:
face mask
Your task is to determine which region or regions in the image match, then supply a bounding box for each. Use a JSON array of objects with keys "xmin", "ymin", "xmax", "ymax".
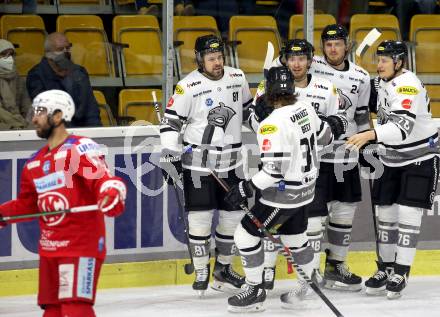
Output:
[
  {"xmin": 48, "ymin": 51, "xmax": 73, "ymax": 71},
  {"xmin": 0, "ymin": 56, "xmax": 15, "ymax": 71}
]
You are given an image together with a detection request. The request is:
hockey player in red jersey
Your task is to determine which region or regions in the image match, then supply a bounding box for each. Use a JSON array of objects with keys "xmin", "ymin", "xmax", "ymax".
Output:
[{"xmin": 0, "ymin": 89, "xmax": 126, "ymax": 317}]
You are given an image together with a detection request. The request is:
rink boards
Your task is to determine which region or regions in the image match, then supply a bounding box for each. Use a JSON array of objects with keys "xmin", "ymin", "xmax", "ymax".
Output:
[{"xmin": 0, "ymin": 125, "xmax": 439, "ymax": 296}]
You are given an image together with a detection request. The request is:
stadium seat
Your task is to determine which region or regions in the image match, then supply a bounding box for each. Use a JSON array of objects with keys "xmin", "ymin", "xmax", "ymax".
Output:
[
  {"xmin": 113, "ymin": 15, "xmax": 162, "ymax": 77},
  {"xmin": 119, "ymin": 89, "xmax": 162, "ymax": 124},
  {"xmin": 93, "ymin": 90, "xmax": 116, "ymax": 126},
  {"xmin": 57, "ymin": 15, "xmax": 115, "ymax": 77},
  {"xmin": 229, "ymin": 16, "xmax": 281, "ymax": 74},
  {"xmin": 350, "ymin": 14, "xmax": 401, "ymax": 73},
  {"xmin": 59, "ymin": 0, "xmax": 100, "ymax": 3},
  {"xmin": 0, "ymin": 15, "xmax": 46, "ymax": 76},
  {"xmin": 410, "ymin": 15, "xmax": 440, "ymax": 75},
  {"xmin": 288, "ymin": 14, "xmax": 336, "ymax": 56},
  {"xmin": 174, "ymin": 16, "xmax": 219, "ymax": 75},
  {"xmin": 426, "ymin": 85, "xmax": 440, "ymax": 118}
]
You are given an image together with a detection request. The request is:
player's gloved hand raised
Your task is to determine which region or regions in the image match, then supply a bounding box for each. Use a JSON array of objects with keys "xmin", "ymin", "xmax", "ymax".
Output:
[
  {"xmin": 98, "ymin": 180, "xmax": 127, "ymax": 217},
  {"xmin": 224, "ymin": 180, "xmax": 255, "ymax": 210},
  {"xmin": 160, "ymin": 148, "xmax": 183, "ymax": 186},
  {"xmin": 318, "ymin": 114, "xmax": 348, "ymax": 139},
  {"xmin": 254, "ymin": 96, "xmax": 274, "ymax": 122}
]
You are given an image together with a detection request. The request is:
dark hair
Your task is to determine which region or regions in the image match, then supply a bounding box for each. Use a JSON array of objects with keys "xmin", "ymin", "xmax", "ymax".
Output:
[{"xmin": 265, "ymin": 93, "xmax": 297, "ymax": 108}]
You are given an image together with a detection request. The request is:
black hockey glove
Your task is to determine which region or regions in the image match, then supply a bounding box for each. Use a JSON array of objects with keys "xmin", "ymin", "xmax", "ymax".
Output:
[
  {"xmin": 319, "ymin": 114, "xmax": 348, "ymax": 140},
  {"xmin": 159, "ymin": 149, "xmax": 183, "ymax": 186},
  {"xmin": 254, "ymin": 96, "xmax": 274, "ymax": 122},
  {"xmin": 224, "ymin": 180, "xmax": 255, "ymax": 210}
]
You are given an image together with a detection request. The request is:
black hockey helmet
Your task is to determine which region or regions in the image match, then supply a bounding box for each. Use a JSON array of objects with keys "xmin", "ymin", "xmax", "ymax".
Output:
[
  {"xmin": 321, "ymin": 24, "xmax": 349, "ymax": 43},
  {"xmin": 282, "ymin": 39, "xmax": 314, "ymax": 60},
  {"xmin": 376, "ymin": 40, "xmax": 408, "ymax": 63},
  {"xmin": 266, "ymin": 66, "xmax": 294, "ymax": 96},
  {"xmin": 194, "ymin": 34, "xmax": 224, "ymax": 66}
]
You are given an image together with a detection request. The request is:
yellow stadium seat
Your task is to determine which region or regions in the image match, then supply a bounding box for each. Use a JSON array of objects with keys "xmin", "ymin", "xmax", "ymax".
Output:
[
  {"xmin": 93, "ymin": 90, "xmax": 116, "ymax": 126},
  {"xmin": 410, "ymin": 15, "xmax": 440, "ymax": 75},
  {"xmin": 59, "ymin": 0, "xmax": 100, "ymax": 3},
  {"xmin": 174, "ymin": 16, "xmax": 219, "ymax": 75},
  {"xmin": 119, "ymin": 89, "xmax": 162, "ymax": 124},
  {"xmin": 288, "ymin": 14, "xmax": 336, "ymax": 56},
  {"xmin": 0, "ymin": 15, "xmax": 46, "ymax": 76},
  {"xmin": 57, "ymin": 15, "xmax": 114, "ymax": 77},
  {"xmin": 350, "ymin": 14, "xmax": 401, "ymax": 73},
  {"xmin": 113, "ymin": 15, "xmax": 162, "ymax": 77},
  {"xmin": 229, "ymin": 16, "xmax": 281, "ymax": 74},
  {"xmin": 426, "ymin": 85, "xmax": 440, "ymax": 118}
]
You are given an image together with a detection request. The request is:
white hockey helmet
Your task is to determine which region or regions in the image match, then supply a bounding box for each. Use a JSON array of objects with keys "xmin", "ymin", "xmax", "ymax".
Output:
[{"xmin": 32, "ymin": 89, "xmax": 75, "ymax": 122}]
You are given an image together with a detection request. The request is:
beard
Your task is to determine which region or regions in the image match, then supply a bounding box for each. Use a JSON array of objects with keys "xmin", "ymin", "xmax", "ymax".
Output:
[{"xmin": 36, "ymin": 122, "xmax": 54, "ymax": 139}]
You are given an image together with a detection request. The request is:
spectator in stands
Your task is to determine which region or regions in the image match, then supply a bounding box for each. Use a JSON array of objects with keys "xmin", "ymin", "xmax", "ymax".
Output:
[
  {"xmin": 137, "ymin": 0, "xmax": 195, "ymax": 16},
  {"xmin": 26, "ymin": 32, "xmax": 102, "ymax": 127},
  {"xmin": 0, "ymin": 39, "xmax": 31, "ymax": 130}
]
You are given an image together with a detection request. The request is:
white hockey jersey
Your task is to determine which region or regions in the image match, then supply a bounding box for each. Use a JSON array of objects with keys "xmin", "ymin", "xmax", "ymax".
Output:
[
  {"xmin": 251, "ymin": 101, "xmax": 334, "ymax": 208},
  {"xmin": 375, "ymin": 69, "xmax": 439, "ymax": 166},
  {"xmin": 160, "ymin": 66, "xmax": 253, "ymax": 172}
]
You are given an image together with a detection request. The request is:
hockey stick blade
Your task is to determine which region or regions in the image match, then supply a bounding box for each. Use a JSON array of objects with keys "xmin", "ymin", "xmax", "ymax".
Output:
[
  {"xmin": 152, "ymin": 91, "xmax": 163, "ymax": 124},
  {"xmin": 355, "ymin": 28, "xmax": 382, "ymax": 57},
  {"xmin": 1, "ymin": 204, "xmax": 98, "ymax": 222},
  {"xmin": 263, "ymin": 41, "xmax": 275, "ymax": 79}
]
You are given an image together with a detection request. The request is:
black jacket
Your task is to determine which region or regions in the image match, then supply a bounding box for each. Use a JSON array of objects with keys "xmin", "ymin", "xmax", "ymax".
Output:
[{"xmin": 26, "ymin": 57, "xmax": 102, "ymax": 127}]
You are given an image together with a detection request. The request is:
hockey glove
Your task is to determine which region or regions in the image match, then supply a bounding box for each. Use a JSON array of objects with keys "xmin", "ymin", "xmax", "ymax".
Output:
[
  {"xmin": 0, "ymin": 214, "xmax": 6, "ymax": 229},
  {"xmin": 160, "ymin": 148, "xmax": 183, "ymax": 186},
  {"xmin": 224, "ymin": 180, "xmax": 255, "ymax": 210},
  {"xmin": 254, "ymin": 96, "xmax": 274, "ymax": 122},
  {"xmin": 98, "ymin": 180, "xmax": 127, "ymax": 217},
  {"xmin": 319, "ymin": 114, "xmax": 348, "ymax": 140}
]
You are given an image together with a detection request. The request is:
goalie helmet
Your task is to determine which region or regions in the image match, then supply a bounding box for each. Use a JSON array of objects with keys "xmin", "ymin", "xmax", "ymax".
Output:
[
  {"xmin": 266, "ymin": 66, "xmax": 294, "ymax": 96},
  {"xmin": 32, "ymin": 89, "xmax": 75, "ymax": 122},
  {"xmin": 282, "ymin": 39, "xmax": 314, "ymax": 60},
  {"xmin": 194, "ymin": 34, "xmax": 225, "ymax": 67},
  {"xmin": 376, "ymin": 40, "xmax": 408, "ymax": 63},
  {"xmin": 321, "ymin": 24, "xmax": 349, "ymax": 44}
]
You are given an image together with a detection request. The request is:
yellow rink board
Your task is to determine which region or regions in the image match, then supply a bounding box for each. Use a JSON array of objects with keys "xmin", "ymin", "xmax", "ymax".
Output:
[{"xmin": 1, "ymin": 250, "xmax": 440, "ymax": 297}]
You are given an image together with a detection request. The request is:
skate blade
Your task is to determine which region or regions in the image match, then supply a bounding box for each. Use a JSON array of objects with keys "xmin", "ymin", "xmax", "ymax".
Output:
[
  {"xmin": 281, "ymin": 298, "xmax": 320, "ymax": 310},
  {"xmin": 365, "ymin": 286, "xmax": 386, "ymax": 296},
  {"xmin": 387, "ymin": 291, "xmax": 402, "ymax": 300},
  {"xmin": 324, "ymin": 280, "xmax": 362, "ymax": 292},
  {"xmin": 227, "ymin": 302, "xmax": 265, "ymax": 313},
  {"xmin": 211, "ymin": 280, "xmax": 243, "ymax": 294}
]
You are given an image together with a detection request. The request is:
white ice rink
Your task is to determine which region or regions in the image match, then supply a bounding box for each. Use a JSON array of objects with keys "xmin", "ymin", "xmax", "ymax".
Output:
[{"xmin": 1, "ymin": 277, "xmax": 439, "ymax": 317}]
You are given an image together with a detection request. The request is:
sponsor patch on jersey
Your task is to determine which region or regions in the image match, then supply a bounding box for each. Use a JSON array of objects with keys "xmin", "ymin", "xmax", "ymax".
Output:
[
  {"xmin": 98, "ymin": 236, "xmax": 105, "ymax": 252},
  {"xmin": 401, "ymin": 98, "xmax": 412, "ymax": 109},
  {"xmin": 258, "ymin": 80, "xmax": 265, "ymax": 91},
  {"xmin": 175, "ymin": 85, "xmax": 184, "ymax": 95},
  {"xmin": 205, "ymin": 98, "xmax": 214, "ymax": 107},
  {"xmin": 76, "ymin": 140, "xmax": 101, "ymax": 156},
  {"xmin": 259, "ymin": 124, "xmax": 278, "ymax": 135},
  {"xmin": 187, "ymin": 81, "xmax": 201, "ymax": 88},
  {"xmin": 54, "ymin": 151, "xmax": 67, "ymax": 160},
  {"xmin": 58, "ymin": 263, "xmax": 74, "ymax": 299},
  {"xmin": 77, "ymin": 257, "xmax": 96, "ymax": 300},
  {"xmin": 314, "ymin": 83, "xmax": 328, "ymax": 90},
  {"xmin": 229, "ymin": 73, "xmax": 243, "ymax": 78},
  {"xmin": 262, "ymin": 139, "xmax": 271, "ymax": 151},
  {"xmin": 34, "ymin": 171, "xmax": 66, "ymax": 193},
  {"xmin": 167, "ymin": 97, "xmax": 174, "ymax": 108},
  {"xmin": 396, "ymin": 86, "xmax": 419, "ymax": 95},
  {"xmin": 27, "ymin": 160, "xmax": 40, "ymax": 170},
  {"xmin": 43, "ymin": 160, "xmax": 51, "ymax": 174}
]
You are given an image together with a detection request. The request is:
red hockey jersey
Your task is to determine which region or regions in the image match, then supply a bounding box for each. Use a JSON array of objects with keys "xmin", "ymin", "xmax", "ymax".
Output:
[{"xmin": 0, "ymin": 135, "xmax": 124, "ymax": 259}]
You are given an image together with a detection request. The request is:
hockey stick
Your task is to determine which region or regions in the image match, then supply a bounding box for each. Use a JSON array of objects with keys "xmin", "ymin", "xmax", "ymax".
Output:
[
  {"xmin": 152, "ymin": 91, "xmax": 195, "ymax": 275},
  {"xmin": 263, "ymin": 41, "xmax": 275, "ymax": 79},
  {"xmin": 355, "ymin": 28, "xmax": 382, "ymax": 58},
  {"xmin": 210, "ymin": 171, "xmax": 344, "ymax": 317},
  {"xmin": 0, "ymin": 204, "xmax": 98, "ymax": 222}
]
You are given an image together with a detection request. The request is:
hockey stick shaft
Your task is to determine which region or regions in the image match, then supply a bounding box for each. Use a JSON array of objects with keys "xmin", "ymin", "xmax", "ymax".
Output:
[
  {"xmin": 210, "ymin": 171, "xmax": 344, "ymax": 317},
  {"xmin": 368, "ymin": 178, "xmax": 382, "ymax": 263},
  {"xmin": 152, "ymin": 91, "xmax": 195, "ymax": 274},
  {"xmin": 0, "ymin": 204, "xmax": 98, "ymax": 222}
]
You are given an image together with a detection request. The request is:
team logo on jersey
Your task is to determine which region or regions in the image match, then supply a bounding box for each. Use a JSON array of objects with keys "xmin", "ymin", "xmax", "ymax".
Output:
[
  {"xmin": 205, "ymin": 98, "xmax": 214, "ymax": 107},
  {"xmin": 261, "ymin": 139, "xmax": 271, "ymax": 151},
  {"xmin": 38, "ymin": 191, "xmax": 69, "ymax": 226},
  {"xmin": 167, "ymin": 97, "xmax": 174, "ymax": 108},
  {"xmin": 175, "ymin": 85, "xmax": 184, "ymax": 95},
  {"xmin": 337, "ymin": 88, "xmax": 353, "ymax": 111},
  {"xmin": 43, "ymin": 160, "xmax": 51, "ymax": 174},
  {"xmin": 206, "ymin": 102, "xmax": 236, "ymax": 131},
  {"xmin": 401, "ymin": 99, "xmax": 412, "ymax": 109},
  {"xmin": 259, "ymin": 124, "xmax": 278, "ymax": 135},
  {"xmin": 397, "ymin": 86, "xmax": 419, "ymax": 95}
]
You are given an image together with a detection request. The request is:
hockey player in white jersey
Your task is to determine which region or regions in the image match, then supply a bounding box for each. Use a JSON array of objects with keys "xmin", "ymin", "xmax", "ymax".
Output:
[
  {"xmin": 223, "ymin": 66, "xmax": 345, "ymax": 312},
  {"xmin": 250, "ymin": 39, "xmax": 344, "ymax": 290},
  {"xmin": 347, "ymin": 40, "xmax": 439, "ymax": 299},
  {"xmin": 159, "ymin": 34, "xmax": 253, "ymax": 296},
  {"xmin": 305, "ymin": 24, "xmax": 371, "ymax": 291}
]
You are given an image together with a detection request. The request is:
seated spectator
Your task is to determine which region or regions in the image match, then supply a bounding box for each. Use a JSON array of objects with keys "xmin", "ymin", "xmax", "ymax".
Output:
[
  {"xmin": 26, "ymin": 32, "xmax": 102, "ymax": 127},
  {"xmin": 0, "ymin": 39, "xmax": 31, "ymax": 130}
]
